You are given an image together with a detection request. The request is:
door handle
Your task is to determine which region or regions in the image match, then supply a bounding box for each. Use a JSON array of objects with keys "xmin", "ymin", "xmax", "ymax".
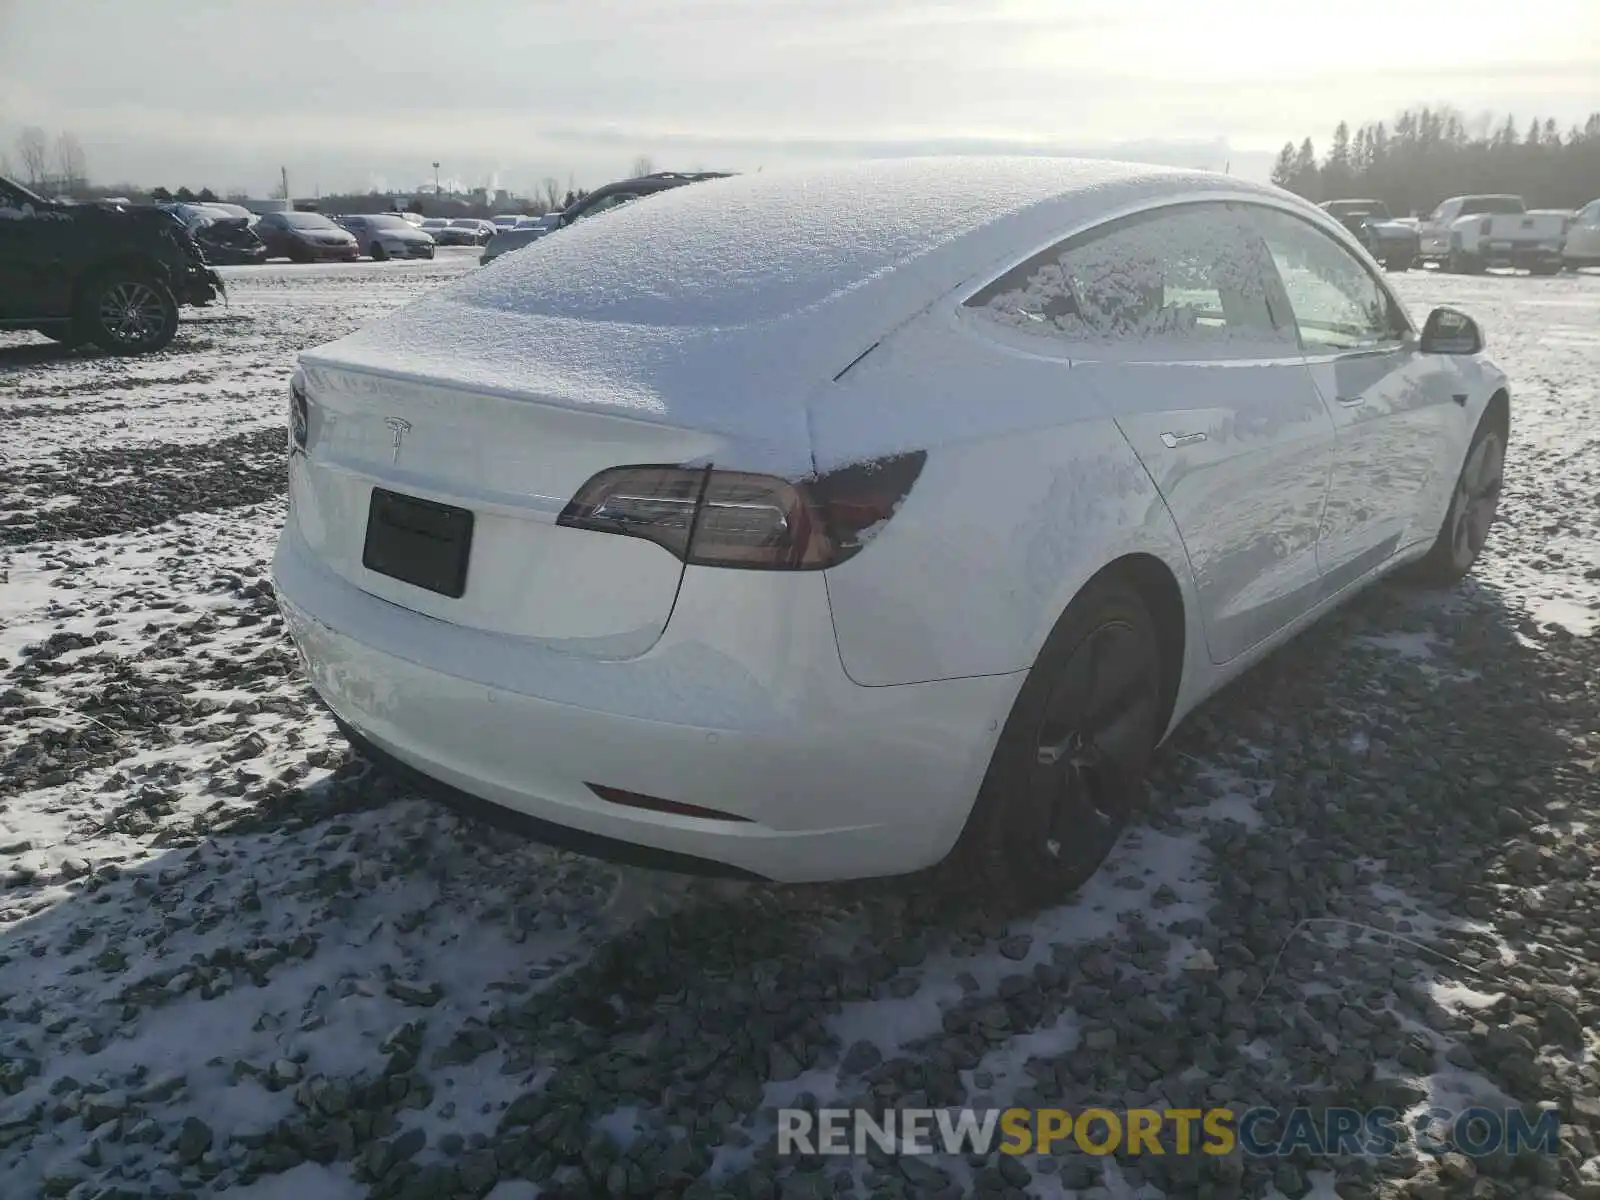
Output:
[
  {"xmin": 1160, "ymin": 431, "xmax": 1207, "ymax": 448},
  {"xmin": 1335, "ymin": 396, "xmax": 1365, "ymax": 407}
]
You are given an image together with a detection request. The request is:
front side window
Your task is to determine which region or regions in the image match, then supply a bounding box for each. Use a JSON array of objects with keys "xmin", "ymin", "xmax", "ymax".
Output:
[
  {"xmin": 1248, "ymin": 207, "xmax": 1409, "ymax": 353},
  {"xmin": 964, "ymin": 202, "xmax": 1292, "ymax": 353}
]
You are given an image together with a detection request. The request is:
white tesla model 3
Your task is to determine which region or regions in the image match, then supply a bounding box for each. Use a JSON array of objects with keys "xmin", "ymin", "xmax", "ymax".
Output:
[{"xmin": 272, "ymin": 159, "xmax": 1508, "ymax": 904}]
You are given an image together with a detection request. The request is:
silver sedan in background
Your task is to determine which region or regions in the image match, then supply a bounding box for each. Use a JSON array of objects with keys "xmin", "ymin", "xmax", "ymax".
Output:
[{"xmin": 335, "ymin": 214, "xmax": 436, "ymax": 260}]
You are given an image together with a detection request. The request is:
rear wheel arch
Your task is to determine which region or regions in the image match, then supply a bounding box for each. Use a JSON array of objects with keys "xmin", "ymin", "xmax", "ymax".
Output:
[
  {"xmin": 71, "ymin": 254, "xmax": 169, "ymax": 310},
  {"xmin": 949, "ymin": 558, "xmax": 1184, "ymax": 907},
  {"xmin": 1079, "ymin": 552, "xmax": 1186, "ymax": 740}
]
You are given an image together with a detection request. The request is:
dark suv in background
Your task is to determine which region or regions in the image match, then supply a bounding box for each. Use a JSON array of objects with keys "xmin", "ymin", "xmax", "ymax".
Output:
[
  {"xmin": 0, "ymin": 177, "xmax": 222, "ymax": 354},
  {"xmin": 479, "ymin": 171, "xmax": 732, "ymax": 266}
]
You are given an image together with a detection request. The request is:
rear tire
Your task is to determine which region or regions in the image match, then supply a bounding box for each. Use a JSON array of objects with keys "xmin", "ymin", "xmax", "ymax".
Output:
[
  {"xmin": 1447, "ymin": 247, "xmax": 1483, "ymax": 275},
  {"xmin": 370, "ymin": 242, "xmax": 389, "ymax": 262},
  {"xmin": 77, "ymin": 272, "xmax": 178, "ymax": 355},
  {"xmin": 1407, "ymin": 409, "xmax": 1506, "ymax": 587},
  {"xmin": 949, "ymin": 577, "xmax": 1164, "ymax": 910},
  {"xmin": 1529, "ymin": 262, "xmax": 1560, "ymax": 277},
  {"xmin": 1386, "ymin": 255, "xmax": 1412, "ymax": 272}
]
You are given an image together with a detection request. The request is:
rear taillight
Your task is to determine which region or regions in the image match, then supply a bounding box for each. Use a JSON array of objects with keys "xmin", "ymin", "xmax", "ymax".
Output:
[
  {"xmin": 1479, "ymin": 217, "xmax": 1492, "ymax": 235},
  {"xmin": 557, "ymin": 452, "xmax": 926, "ymax": 570},
  {"xmin": 288, "ymin": 380, "xmax": 309, "ymax": 453}
]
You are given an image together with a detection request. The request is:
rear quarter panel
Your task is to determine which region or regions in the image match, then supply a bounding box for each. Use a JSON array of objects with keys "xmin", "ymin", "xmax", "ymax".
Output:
[{"xmin": 810, "ymin": 307, "xmax": 1203, "ymax": 692}]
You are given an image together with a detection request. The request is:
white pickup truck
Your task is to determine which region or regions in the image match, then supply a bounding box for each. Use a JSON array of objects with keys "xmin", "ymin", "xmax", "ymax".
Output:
[{"xmin": 1419, "ymin": 194, "xmax": 1567, "ymax": 274}]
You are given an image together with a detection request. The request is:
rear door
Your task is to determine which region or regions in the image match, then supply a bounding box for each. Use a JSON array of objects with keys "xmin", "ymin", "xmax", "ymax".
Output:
[
  {"xmin": 0, "ymin": 182, "xmax": 76, "ymax": 320},
  {"xmin": 967, "ymin": 200, "xmax": 1337, "ymax": 663},
  {"xmin": 1247, "ymin": 206, "xmax": 1461, "ymax": 584}
]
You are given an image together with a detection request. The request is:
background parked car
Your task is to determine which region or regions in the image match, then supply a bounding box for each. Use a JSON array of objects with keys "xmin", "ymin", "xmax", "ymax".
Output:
[
  {"xmin": 335, "ymin": 214, "xmax": 436, "ymax": 260},
  {"xmin": 1418, "ymin": 194, "xmax": 1567, "ymax": 274},
  {"xmin": 1, "ymin": 174, "xmax": 222, "ymax": 353},
  {"xmin": 547, "ymin": 171, "xmax": 732, "ymax": 233},
  {"xmin": 199, "ymin": 202, "xmax": 259, "ymax": 224},
  {"xmin": 479, "ymin": 214, "xmax": 562, "ymax": 265},
  {"xmin": 255, "ymin": 211, "xmax": 360, "ymax": 262},
  {"xmin": 448, "ymin": 218, "xmax": 497, "ymax": 245},
  {"xmin": 476, "ymin": 174, "xmax": 731, "ymax": 266},
  {"xmin": 418, "ymin": 218, "xmax": 476, "ymax": 246},
  {"xmin": 164, "ymin": 203, "xmax": 267, "ymax": 265},
  {"xmin": 1319, "ymin": 199, "xmax": 1420, "ymax": 270},
  {"xmin": 1562, "ymin": 199, "xmax": 1600, "ymax": 269}
]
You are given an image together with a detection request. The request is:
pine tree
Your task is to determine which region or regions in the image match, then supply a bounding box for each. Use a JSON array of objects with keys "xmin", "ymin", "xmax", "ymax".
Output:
[
  {"xmin": 1270, "ymin": 143, "xmax": 1296, "ymax": 189},
  {"xmin": 1323, "ymin": 121, "xmax": 1353, "ymax": 197},
  {"xmin": 1271, "ymin": 107, "xmax": 1600, "ymax": 212},
  {"xmin": 1291, "ymin": 138, "xmax": 1319, "ymax": 200}
]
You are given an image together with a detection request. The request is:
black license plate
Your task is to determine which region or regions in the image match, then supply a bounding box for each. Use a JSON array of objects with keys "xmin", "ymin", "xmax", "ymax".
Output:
[{"xmin": 362, "ymin": 488, "xmax": 474, "ymax": 598}]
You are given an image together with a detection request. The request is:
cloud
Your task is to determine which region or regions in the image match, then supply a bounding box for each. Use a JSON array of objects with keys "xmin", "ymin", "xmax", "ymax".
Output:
[{"xmin": 1, "ymin": 0, "xmax": 1594, "ymax": 194}]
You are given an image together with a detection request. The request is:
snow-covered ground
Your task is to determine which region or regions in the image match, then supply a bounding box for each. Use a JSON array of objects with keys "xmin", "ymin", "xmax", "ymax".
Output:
[{"xmin": 1, "ymin": 254, "xmax": 1598, "ymax": 1200}]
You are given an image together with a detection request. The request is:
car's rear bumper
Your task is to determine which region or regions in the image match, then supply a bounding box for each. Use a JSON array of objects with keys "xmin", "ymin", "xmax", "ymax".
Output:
[{"xmin": 271, "ymin": 521, "xmax": 1021, "ymax": 882}]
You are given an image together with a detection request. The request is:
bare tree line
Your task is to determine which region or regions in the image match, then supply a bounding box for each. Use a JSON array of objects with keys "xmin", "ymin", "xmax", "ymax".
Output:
[
  {"xmin": 1272, "ymin": 107, "xmax": 1600, "ymax": 214},
  {"xmin": 2, "ymin": 135, "xmax": 665, "ymax": 212},
  {"xmin": 8, "ymin": 126, "xmax": 90, "ymax": 195}
]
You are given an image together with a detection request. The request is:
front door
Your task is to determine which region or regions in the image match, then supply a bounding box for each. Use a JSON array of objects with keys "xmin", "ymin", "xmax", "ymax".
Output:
[{"xmin": 1248, "ymin": 206, "xmax": 1460, "ymax": 586}]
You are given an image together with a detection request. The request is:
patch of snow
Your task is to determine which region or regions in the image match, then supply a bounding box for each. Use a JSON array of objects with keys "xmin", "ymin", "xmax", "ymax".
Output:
[
  {"xmin": 1354, "ymin": 630, "xmax": 1439, "ymax": 659},
  {"xmin": 224, "ymin": 1162, "xmax": 365, "ymax": 1198}
]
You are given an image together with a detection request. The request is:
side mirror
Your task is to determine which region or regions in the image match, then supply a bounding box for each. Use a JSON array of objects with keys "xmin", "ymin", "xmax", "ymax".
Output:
[{"xmin": 1420, "ymin": 306, "xmax": 1483, "ymax": 355}]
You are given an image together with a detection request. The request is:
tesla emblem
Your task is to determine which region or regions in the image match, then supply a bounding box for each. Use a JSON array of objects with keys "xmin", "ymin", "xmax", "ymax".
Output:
[{"xmin": 384, "ymin": 417, "xmax": 412, "ymax": 463}]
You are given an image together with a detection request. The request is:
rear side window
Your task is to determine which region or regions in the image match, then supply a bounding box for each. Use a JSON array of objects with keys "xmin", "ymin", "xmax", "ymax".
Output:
[
  {"xmin": 964, "ymin": 202, "xmax": 1293, "ymax": 352},
  {"xmin": 1459, "ymin": 196, "xmax": 1524, "ymax": 216}
]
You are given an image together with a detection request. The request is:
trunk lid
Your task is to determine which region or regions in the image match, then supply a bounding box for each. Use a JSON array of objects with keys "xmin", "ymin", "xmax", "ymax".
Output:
[{"xmin": 293, "ymin": 300, "xmax": 822, "ymax": 658}]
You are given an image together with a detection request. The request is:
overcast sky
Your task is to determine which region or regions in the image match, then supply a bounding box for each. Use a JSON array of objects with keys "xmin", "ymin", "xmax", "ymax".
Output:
[{"xmin": 2, "ymin": 0, "xmax": 1596, "ymax": 197}]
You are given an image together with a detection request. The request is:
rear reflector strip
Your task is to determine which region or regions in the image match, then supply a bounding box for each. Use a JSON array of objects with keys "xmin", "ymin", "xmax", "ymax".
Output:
[{"xmin": 587, "ymin": 784, "xmax": 751, "ymax": 823}]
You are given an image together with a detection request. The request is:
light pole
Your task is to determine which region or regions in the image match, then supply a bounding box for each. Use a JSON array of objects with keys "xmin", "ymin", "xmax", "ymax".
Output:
[{"xmin": 433, "ymin": 162, "xmax": 440, "ymax": 201}]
